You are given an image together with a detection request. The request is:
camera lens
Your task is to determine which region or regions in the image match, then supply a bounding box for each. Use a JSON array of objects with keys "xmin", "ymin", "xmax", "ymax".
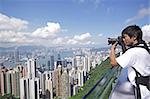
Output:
[{"xmin": 108, "ymin": 38, "xmax": 117, "ymax": 45}]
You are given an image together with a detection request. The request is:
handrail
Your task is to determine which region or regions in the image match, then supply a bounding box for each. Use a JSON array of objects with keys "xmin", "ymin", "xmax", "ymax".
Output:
[{"xmin": 83, "ymin": 66, "xmax": 121, "ymax": 99}]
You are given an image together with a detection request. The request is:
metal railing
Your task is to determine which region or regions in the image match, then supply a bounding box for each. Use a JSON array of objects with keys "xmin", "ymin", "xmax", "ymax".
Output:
[{"xmin": 83, "ymin": 66, "xmax": 121, "ymax": 99}]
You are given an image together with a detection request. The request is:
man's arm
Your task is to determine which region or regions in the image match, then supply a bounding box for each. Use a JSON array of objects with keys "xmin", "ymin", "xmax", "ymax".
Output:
[{"xmin": 110, "ymin": 42, "xmax": 118, "ymax": 67}]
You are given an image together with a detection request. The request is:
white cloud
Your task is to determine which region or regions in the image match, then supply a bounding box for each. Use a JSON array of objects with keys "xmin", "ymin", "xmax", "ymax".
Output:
[
  {"xmin": 49, "ymin": 33, "xmax": 94, "ymax": 46},
  {"xmin": 67, "ymin": 32, "xmax": 94, "ymax": 45},
  {"xmin": 0, "ymin": 13, "xmax": 96, "ymax": 47},
  {"xmin": 0, "ymin": 13, "xmax": 28, "ymax": 31},
  {"xmin": 0, "ymin": 13, "xmax": 30, "ymax": 45},
  {"xmin": 74, "ymin": 32, "xmax": 91, "ymax": 41},
  {"xmin": 67, "ymin": 39, "xmax": 78, "ymax": 45},
  {"xmin": 142, "ymin": 24, "xmax": 150, "ymax": 41},
  {"xmin": 0, "ymin": 30, "xmax": 33, "ymax": 45},
  {"xmin": 0, "ymin": 21, "xmax": 62, "ymax": 45},
  {"xmin": 53, "ymin": 37, "xmax": 65, "ymax": 45},
  {"xmin": 32, "ymin": 22, "xmax": 61, "ymax": 38},
  {"xmin": 98, "ymin": 33, "xmax": 103, "ymax": 37},
  {"xmin": 125, "ymin": 7, "xmax": 150, "ymax": 23}
]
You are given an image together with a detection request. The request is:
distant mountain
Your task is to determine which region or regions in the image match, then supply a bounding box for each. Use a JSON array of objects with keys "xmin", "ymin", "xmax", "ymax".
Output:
[
  {"xmin": 0, "ymin": 45, "xmax": 110, "ymax": 53},
  {"xmin": 18, "ymin": 45, "xmax": 46, "ymax": 51},
  {"xmin": 0, "ymin": 45, "xmax": 46, "ymax": 52},
  {"xmin": 91, "ymin": 46, "xmax": 110, "ymax": 52},
  {"xmin": 0, "ymin": 47, "xmax": 15, "ymax": 52}
]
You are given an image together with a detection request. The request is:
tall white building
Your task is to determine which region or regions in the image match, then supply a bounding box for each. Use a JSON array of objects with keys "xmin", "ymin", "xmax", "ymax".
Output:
[
  {"xmin": 77, "ymin": 70, "xmax": 84, "ymax": 86},
  {"xmin": 83, "ymin": 56, "xmax": 88, "ymax": 73},
  {"xmin": 45, "ymin": 71, "xmax": 53, "ymax": 99},
  {"xmin": 88, "ymin": 56, "xmax": 91, "ymax": 72},
  {"xmin": 5, "ymin": 69, "xmax": 20, "ymax": 97},
  {"xmin": 75, "ymin": 55, "xmax": 81, "ymax": 67},
  {"xmin": 27, "ymin": 58, "xmax": 36, "ymax": 79},
  {"xmin": 20, "ymin": 78, "xmax": 40, "ymax": 99},
  {"xmin": 30, "ymin": 78, "xmax": 40, "ymax": 99},
  {"xmin": 38, "ymin": 72, "xmax": 45, "ymax": 96},
  {"xmin": 20, "ymin": 78, "xmax": 29, "ymax": 99},
  {"xmin": 20, "ymin": 58, "xmax": 40, "ymax": 99}
]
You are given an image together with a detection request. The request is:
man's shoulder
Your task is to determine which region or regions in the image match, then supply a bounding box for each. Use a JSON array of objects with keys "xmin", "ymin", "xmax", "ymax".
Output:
[
  {"xmin": 126, "ymin": 47, "xmax": 148, "ymax": 55},
  {"xmin": 129, "ymin": 43, "xmax": 150, "ymax": 53},
  {"xmin": 128, "ymin": 47, "xmax": 147, "ymax": 51}
]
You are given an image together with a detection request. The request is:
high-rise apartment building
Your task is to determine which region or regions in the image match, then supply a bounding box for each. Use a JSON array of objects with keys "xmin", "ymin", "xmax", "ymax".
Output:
[
  {"xmin": 0, "ymin": 67, "xmax": 7, "ymax": 95},
  {"xmin": 14, "ymin": 47, "xmax": 19, "ymax": 64},
  {"xmin": 61, "ymin": 69, "xmax": 70, "ymax": 99},
  {"xmin": 77, "ymin": 70, "xmax": 84, "ymax": 86},
  {"xmin": 45, "ymin": 71, "xmax": 53, "ymax": 99},
  {"xmin": 30, "ymin": 78, "xmax": 40, "ymax": 99},
  {"xmin": 0, "ymin": 68, "xmax": 20, "ymax": 97},
  {"xmin": 27, "ymin": 58, "xmax": 36, "ymax": 78},
  {"xmin": 13, "ymin": 66, "xmax": 22, "ymax": 97},
  {"xmin": 20, "ymin": 58, "xmax": 40, "ymax": 99},
  {"xmin": 20, "ymin": 78, "xmax": 29, "ymax": 99},
  {"xmin": 20, "ymin": 78, "xmax": 40, "ymax": 99},
  {"xmin": 54, "ymin": 64, "xmax": 62, "ymax": 97},
  {"xmin": 83, "ymin": 55, "xmax": 91, "ymax": 73},
  {"xmin": 47, "ymin": 55, "xmax": 54, "ymax": 71}
]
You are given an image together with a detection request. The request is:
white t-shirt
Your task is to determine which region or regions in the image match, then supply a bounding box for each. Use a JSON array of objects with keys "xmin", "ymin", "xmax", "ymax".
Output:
[{"xmin": 116, "ymin": 47, "xmax": 150, "ymax": 99}]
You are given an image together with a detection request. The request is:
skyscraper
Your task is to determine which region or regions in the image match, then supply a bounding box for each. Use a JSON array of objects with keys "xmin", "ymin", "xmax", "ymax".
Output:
[
  {"xmin": 0, "ymin": 67, "xmax": 7, "ymax": 95},
  {"xmin": 56, "ymin": 54, "xmax": 62, "ymax": 68},
  {"xmin": 29, "ymin": 78, "xmax": 40, "ymax": 99},
  {"xmin": 0, "ymin": 66, "xmax": 22, "ymax": 97},
  {"xmin": 20, "ymin": 58, "xmax": 40, "ymax": 99},
  {"xmin": 0, "ymin": 68, "xmax": 20, "ymax": 97},
  {"xmin": 61, "ymin": 69, "xmax": 70, "ymax": 99},
  {"xmin": 20, "ymin": 78, "xmax": 29, "ymax": 99},
  {"xmin": 54, "ymin": 64, "xmax": 62, "ymax": 97},
  {"xmin": 47, "ymin": 55, "xmax": 54, "ymax": 71},
  {"xmin": 0, "ymin": 68, "xmax": 6, "ymax": 95},
  {"xmin": 20, "ymin": 78, "xmax": 40, "ymax": 99},
  {"xmin": 27, "ymin": 58, "xmax": 36, "ymax": 79},
  {"xmin": 14, "ymin": 47, "xmax": 19, "ymax": 65},
  {"xmin": 77, "ymin": 70, "xmax": 84, "ymax": 86},
  {"xmin": 45, "ymin": 71, "xmax": 53, "ymax": 99}
]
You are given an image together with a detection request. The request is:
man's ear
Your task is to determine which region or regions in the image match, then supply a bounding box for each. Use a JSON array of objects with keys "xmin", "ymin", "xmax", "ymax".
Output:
[{"xmin": 133, "ymin": 36, "xmax": 137, "ymax": 41}]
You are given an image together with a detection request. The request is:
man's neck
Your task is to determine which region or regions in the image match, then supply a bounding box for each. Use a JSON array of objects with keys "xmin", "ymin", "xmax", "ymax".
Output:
[{"xmin": 133, "ymin": 40, "xmax": 138, "ymax": 45}]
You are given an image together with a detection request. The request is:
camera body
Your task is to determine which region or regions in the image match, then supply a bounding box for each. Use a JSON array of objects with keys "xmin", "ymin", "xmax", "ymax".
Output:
[
  {"xmin": 108, "ymin": 36, "xmax": 126, "ymax": 53},
  {"xmin": 108, "ymin": 36, "xmax": 123, "ymax": 45}
]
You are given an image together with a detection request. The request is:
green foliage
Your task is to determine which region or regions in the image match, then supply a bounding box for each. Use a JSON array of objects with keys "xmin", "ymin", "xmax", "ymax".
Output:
[
  {"xmin": 70, "ymin": 58, "xmax": 112, "ymax": 99},
  {"xmin": 0, "ymin": 93, "xmax": 20, "ymax": 99}
]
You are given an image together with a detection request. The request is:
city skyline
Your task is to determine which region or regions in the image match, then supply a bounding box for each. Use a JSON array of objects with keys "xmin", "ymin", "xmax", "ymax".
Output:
[
  {"xmin": 0, "ymin": 0, "xmax": 149, "ymax": 47},
  {"xmin": 0, "ymin": 46, "xmax": 107, "ymax": 99}
]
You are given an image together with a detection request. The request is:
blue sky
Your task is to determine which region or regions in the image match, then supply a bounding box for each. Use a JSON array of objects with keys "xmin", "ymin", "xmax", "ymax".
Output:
[{"xmin": 0, "ymin": 0, "xmax": 149, "ymax": 47}]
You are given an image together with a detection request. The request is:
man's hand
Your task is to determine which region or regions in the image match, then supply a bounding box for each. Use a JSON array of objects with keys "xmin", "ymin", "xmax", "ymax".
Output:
[
  {"xmin": 110, "ymin": 42, "xmax": 118, "ymax": 67},
  {"xmin": 111, "ymin": 42, "xmax": 118, "ymax": 50}
]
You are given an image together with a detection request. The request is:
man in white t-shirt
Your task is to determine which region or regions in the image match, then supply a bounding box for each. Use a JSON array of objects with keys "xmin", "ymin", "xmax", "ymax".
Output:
[{"xmin": 110, "ymin": 25, "xmax": 150, "ymax": 99}]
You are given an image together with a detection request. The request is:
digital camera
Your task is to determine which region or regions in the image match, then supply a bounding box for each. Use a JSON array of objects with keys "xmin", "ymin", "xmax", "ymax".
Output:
[
  {"xmin": 108, "ymin": 36, "xmax": 127, "ymax": 53},
  {"xmin": 108, "ymin": 36, "xmax": 123, "ymax": 45}
]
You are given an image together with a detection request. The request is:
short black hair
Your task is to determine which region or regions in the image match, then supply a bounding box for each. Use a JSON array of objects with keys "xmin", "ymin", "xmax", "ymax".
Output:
[
  {"xmin": 122, "ymin": 25, "xmax": 149, "ymax": 53},
  {"xmin": 121, "ymin": 25, "xmax": 143, "ymax": 42}
]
